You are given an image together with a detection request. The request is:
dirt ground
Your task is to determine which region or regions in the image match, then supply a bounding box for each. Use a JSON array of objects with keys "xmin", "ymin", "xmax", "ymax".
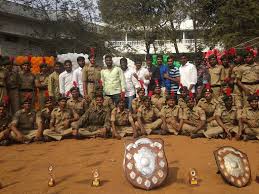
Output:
[{"xmin": 0, "ymin": 135, "xmax": 258, "ymax": 194}]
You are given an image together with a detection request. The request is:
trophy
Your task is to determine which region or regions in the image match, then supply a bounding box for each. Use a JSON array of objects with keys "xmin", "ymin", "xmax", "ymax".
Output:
[
  {"xmin": 92, "ymin": 169, "xmax": 100, "ymax": 187},
  {"xmin": 189, "ymin": 168, "xmax": 198, "ymax": 185},
  {"xmin": 48, "ymin": 165, "xmax": 55, "ymax": 187}
]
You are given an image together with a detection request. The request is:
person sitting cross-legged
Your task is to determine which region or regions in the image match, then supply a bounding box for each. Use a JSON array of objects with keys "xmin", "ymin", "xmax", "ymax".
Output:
[
  {"xmin": 72, "ymin": 94, "xmax": 111, "ymax": 138},
  {"xmin": 111, "ymin": 97, "xmax": 138, "ymax": 139}
]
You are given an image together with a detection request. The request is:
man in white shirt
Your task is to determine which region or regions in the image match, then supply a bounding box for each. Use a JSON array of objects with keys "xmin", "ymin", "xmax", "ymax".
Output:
[
  {"xmin": 178, "ymin": 55, "xmax": 197, "ymax": 94},
  {"xmin": 101, "ymin": 55, "xmax": 126, "ymax": 105},
  {"xmin": 59, "ymin": 60, "xmax": 73, "ymax": 97},
  {"xmin": 134, "ymin": 59, "xmax": 150, "ymax": 95},
  {"xmin": 72, "ymin": 56, "xmax": 85, "ymax": 96},
  {"xmin": 120, "ymin": 57, "xmax": 140, "ymax": 110}
]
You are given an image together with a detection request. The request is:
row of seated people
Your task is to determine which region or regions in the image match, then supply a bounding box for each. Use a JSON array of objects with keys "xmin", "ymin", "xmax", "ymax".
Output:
[{"xmin": 0, "ymin": 83, "xmax": 258, "ymax": 145}]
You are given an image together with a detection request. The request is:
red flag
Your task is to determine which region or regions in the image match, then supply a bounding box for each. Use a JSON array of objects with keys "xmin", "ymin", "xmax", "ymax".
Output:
[
  {"xmin": 98, "ymin": 80, "xmax": 103, "ymax": 87},
  {"xmin": 66, "ymin": 91, "xmax": 70, "ymax": 97},
  {"xmin": 44, "ymin": 90, "xmax": 49, "ymax": 98},
  {"xmin": 225, "ymin": 87, "xmax": 232, "ymax": 96},
  {"xmin": 189, "ymin": 92, "xmax": 194, "ymax": 98},
  {"xmin": 3, "ymin": 96, "xmax": 9, "ymax": 106},
  {"xmin": 73, "ymin": 81, "xmax": 77, "ymax": 88},
  {"xmin": 256, "ymin": 90, "xmax": 259, "ymax": 96},
  {"xmin": 148, "ymin": 91, "xmax": 153, "ymax": 97},
  {"xmin": 155, "ymin": 79, "xmax": 159, "ymax": 86},
  {"xmin": 90, "ymin": 48, "xmax": 95, "ymax": 56},
  {"xmin": 139, "ymin": 80, "xmax": 144, "ymax": 88},
  {"xmin": 205, "ymin": 83, "xmax": 211, "ymax": 90},
  {"xmin": 42, "ymin": 57, "xmax": 46, "ymax": 64},
  {"xmin": 170, "ymin": 90, "xmax": 175, "ymax": 96},
  {"xmin": 28, "ymin": 55, "xmax": 32, "ymax": 63},
  {"xmin": 228, "ymin": 48, "xmax": 236, "ymax": 56}
]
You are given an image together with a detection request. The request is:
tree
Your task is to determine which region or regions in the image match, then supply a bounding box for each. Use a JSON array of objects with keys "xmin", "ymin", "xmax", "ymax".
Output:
[
  {"xmin": 12, "ymin": 0, "xmax": 106, "ymax": 55},
  {"xmin": 99, "ymin": 0, "xmax": 166, "ymax": 54}
]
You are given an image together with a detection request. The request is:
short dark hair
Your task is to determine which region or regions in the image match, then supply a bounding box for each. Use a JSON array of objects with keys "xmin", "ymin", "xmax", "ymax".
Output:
[
  {"xmin": 105, "ymin": 54, "xmax": 112, "ymax": 60},
  {"xmin": 77, "ymin": 56, "xmax": 85, "ymax": 62},
  {"xmin": 120, "ymin": 57, "xmax": 127, "ymax": 63},
  {"xmin": 64, "ymin": 60, "xmax": 72, "ymax": 65},
  {"xmin": 55, "ymin": 61, "xmax": 63, "ymax": 67},
  {"xmin": 40, "ymin": 63, "xmax": 48, "ymax": 68},
  {"xmin": 70, "ymin": 87, "xmax": 80, "ymax": 93},
  {"xmin": 146, "ymin": 54, "xmax": 152, "ymax": 60},
  {"xmin": 157, "ymin": 54, "xmax": 163, "ymax": 59}
]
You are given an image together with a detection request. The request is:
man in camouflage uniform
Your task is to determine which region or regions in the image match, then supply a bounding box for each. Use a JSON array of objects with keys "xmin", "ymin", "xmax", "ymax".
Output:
[
  {"xmin": 0, "ymin": 57, "xmax": 7, "ymax": 105},
  {"xmin": 82, "ymin": 55, "xmax": 101, "ymax": 100},
  {"xmin": 66, "ymin": 87, "xmax": 88, "ymax": 117},
  {"xmin": 178, "ymin": 86, "xmax": 188, "ymax": 109},
  {"xmin": 197, "ymin": 86, "xmax": 219, "ymax": 129},
  {"xmin": 202, "ymin": 95, "xmax": 242, "ymax": 139},
  {"xmin": 10, "ymin": 98, "xmax": 39, "ymax": 143},
  {"xmin": 131, "ymin": 87, "xmax": 145, "ymax": 115},
  {"xmin": 218, "ymin": 82, "xmax": 242, "ymax": 109},
  {"xmin": 111, "ymin": 98, "xmax": 137, "ymax": 139},
  {"xmin": 35, "ymin": 63, "xmax": 49, "ymax": 110},
  {"xmin": 43, "ymin": 97, "xmax": 79, "ymax": 141},
  {"xmin": 208, "ymin": 54, "xmax": 224, "ymax": 98},
  {"xmin": 240, "ymin": 95, "xmax": 259, "ymax": 140},
  {"xmin": 36, "ymin": 96, "xmax": 55, "ymax": 140},
  {"xmin": 19, "ymin": 61, "xmax": 36, "ymax": 106},
  {"xmin": 151, "ymin": 84, "xmax": 166, "ymax": 110},
  {"xmin": 0, "ymin": 102, "xmax": 11, "ymax": 145},
  {"xmin": 72, "ymin": 95, "xmax": 111, "ymax": 138},
  {"xmin": 5, "ymin": 57, "xmax": 20, "ymax": 114},
  {"xmin": 179, "ymin": 95, "xmax": 206, "ymax": 136},
  {"xmin": 90, "ymin": 84, "xmax": 114, "ymax": 111},
  {"xmin": 48, "ymin": 62, "xmax": 63, "ymax": 102},
  {"xmin": 135, "ymin": 96, "xmax": 162, "ymax": 135},
  {"xmin": 161, "ymin": 94, "xmax": 181, "ymax": 135},
  {"xmin": 236, "ymin": 49, "xmax": 259, "ymax": 102}
]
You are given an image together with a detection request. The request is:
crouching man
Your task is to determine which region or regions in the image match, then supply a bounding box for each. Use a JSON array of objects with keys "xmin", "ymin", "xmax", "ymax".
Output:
[{"xmin": 72, "ymin": 95, "xmax": 111, "ymax": 138}]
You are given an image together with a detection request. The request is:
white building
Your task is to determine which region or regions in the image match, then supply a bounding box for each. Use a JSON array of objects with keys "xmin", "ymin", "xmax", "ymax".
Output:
[{"xmin": 105, "ymin": 19, "xmax": 219, "ymax": 54}]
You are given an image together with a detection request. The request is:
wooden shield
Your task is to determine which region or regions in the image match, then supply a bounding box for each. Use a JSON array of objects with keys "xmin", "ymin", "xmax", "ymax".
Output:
[
  {"xmin": 123, "ymin": 138, "xmax": 168, "ymax": 190},
  {"xmin": 214, "ymin": 146, "xmax": 251, "ymax": 187}
]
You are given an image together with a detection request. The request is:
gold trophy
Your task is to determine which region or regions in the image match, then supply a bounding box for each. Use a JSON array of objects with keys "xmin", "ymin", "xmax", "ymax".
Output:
[
  {"xmin": 92, "ymin": 169, "xmax": 100, "ymax": 187},
  {"xmin": 48, "ymin": 165, "xmax": 55, "ymax": 187},
  {"xmin": 189, "ymin": 168, "xmax": 198, "ymax": 185}
]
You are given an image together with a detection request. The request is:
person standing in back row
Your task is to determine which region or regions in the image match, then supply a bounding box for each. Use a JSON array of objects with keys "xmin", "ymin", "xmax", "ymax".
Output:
[{"xmin": 101, "ymin": 55, "xmax": 126, "ymax": 105}]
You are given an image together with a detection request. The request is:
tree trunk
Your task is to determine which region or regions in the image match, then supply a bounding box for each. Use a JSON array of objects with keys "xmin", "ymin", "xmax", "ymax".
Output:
[{"xmin": 169, "ymin": 20, "xmax": 179, "ymax": 54}]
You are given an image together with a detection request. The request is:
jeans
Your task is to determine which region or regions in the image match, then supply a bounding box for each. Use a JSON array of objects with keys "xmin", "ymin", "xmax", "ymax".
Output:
[
  {"xmin": 106, "ymin": 94, "xmax": 121, "ymax": 106},
  {"xmin": 125, "ymin": 95, "xmax": 136, "ymax": 111}
]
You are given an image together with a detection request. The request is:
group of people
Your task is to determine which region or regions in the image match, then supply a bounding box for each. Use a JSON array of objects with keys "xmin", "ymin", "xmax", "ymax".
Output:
[{"xmin": 0, "ymin": 46, "xmax": 258, "ymax": 146}]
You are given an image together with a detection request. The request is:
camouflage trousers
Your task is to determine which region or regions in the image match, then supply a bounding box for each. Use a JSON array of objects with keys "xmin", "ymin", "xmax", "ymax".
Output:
[
  {"xmin": 0, "ymin": 128, "xmax": 10, "ymax": 141},
  {"xmin": 7, "ymin": 88, "xmax": 20, "ymax": 115},
  {"xmin": 113, "ymin": 126, "xmax": 134, "ymax": 137},
  {"xmin": 87, "ymin": 83, "xmax": 95, "ymax": 99},
  {"xmin": 161, "ymin": 118, "xmax": 180, "ymax": 135},
  {"xmin": 43, "ymin": 128, "xmax": 73, "ymax": 141},
  {"xmin": 203, "ymin": 124, "xmax": 239, "ymax": 138},
  {"xmin": 135, "ymin": 119, "xmax": 163, "ymax": 135},
  {"xmin": 10, "ymin": 129, "xmax": 37, "ymax": 142},
  {"xmin": 78, "ymin": 126, "xmax": 107, "ymax": 137},
  {"xmin": 243, "ymin": 125, "xmax": 259, "ymax": 139}
]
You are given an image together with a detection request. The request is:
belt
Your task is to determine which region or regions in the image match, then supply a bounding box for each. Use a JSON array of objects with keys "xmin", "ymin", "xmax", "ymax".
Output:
[
  {"xmin": 87, "ymin": 80, "xmax": 95, "ymax": 83},
  {"xmin": 211, "ymin": 85, "xmax": 221, "ymax": 88},
  {"xmin": 19, "ymin": 89, "xmax": 33, "ymax": 92},
  {"xmin": 241, "ymin": 81, "xmax": 259, "ymax": 85}
]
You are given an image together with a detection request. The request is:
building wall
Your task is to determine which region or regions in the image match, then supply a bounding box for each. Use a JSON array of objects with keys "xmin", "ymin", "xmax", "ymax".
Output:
[{"xmin": 0, "ymin": 34, "xmax": 44, "ymax": 56}]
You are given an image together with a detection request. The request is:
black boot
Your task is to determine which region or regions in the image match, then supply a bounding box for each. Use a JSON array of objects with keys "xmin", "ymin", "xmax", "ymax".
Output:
[
  {"xmin": 243, "ymin": 135, "xmax": 257, "ymax": 141},
  {"xmin": 191, "ymin": 133, "xmax": 205, "ymax": 139}
]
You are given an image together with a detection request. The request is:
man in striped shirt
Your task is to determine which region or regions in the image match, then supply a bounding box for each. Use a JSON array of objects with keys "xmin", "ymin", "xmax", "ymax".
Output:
[{"xmin": 164, "ymin": 56, "xmax": 180, "ymax": 95}]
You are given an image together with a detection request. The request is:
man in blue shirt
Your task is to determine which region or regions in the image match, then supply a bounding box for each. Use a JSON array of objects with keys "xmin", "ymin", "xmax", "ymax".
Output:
[
  {"xmin": 157, "ymin": 54, "xmax": 170, "ymax": 95},
  {"xmin": 164, "ymin": 56, "xmax": 180, "ymax": 95}
]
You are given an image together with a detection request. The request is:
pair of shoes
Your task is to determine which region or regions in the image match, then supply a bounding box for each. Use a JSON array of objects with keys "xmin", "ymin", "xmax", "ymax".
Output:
[
  {"xmin": 191, "ymin": 133, "xmax": 205, "ymax": 139},
  {"xmin": 243, "ymin": 135, "xmax": 257, "ymax": 141}
]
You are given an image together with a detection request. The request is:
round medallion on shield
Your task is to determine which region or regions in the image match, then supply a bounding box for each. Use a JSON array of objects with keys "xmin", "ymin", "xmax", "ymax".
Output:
[
  {"xmin": 123, "ymin": 138, "xmax": 168, "ymax": 190},
  {"xmin": 214, "ymin": 146, "xmax": 251, "ymax": 187}
]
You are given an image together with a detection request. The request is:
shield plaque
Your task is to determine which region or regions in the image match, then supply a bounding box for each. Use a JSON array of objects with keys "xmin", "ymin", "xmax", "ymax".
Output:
[
  {"xmin": 123, "ymin": 138, "xmax": 168, "ymax": 190},
  {"xmin": 214, "ymin": 146, "xmax": 251, "ymax": 187}
]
